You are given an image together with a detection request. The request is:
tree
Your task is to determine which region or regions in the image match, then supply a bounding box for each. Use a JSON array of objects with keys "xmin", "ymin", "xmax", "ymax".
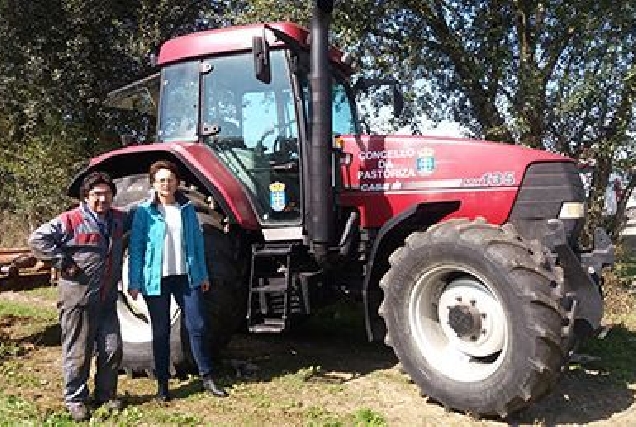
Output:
[{"xmin": 0, "ymin": 0, "xmax": 231, "ymax": 221}]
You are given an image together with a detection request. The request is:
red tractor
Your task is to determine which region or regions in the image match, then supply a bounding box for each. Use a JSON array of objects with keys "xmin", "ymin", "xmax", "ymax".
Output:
[{"xmin": 69, "ymin": 2, "xmax": 613, "ymax": 417}]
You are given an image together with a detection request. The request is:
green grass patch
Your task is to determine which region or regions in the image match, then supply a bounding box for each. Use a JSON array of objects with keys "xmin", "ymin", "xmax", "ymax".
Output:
[
  {"xmin": 0, "ymin": 299, "xmax": 57, "ymax": 321},
  {"xmin": 0, "ymin": 394, "xmax": 40, "ymax": 424},
  {"xmin": 304, "ymin": 406, "xmax": 387, "ymax": 427},
  {"xmin": 305, "ymin": 405, "xmax": 344, "ymax": 426},
  {"xmin": 21, "ymin": 286, "xmax": 58, "ymax": 302},
  {"xmin": 0, "ymin": 342, "xmax": 21, "ymax": 359},
  {"xmin": 615, "ymin": 247, "xmax": 636, "ymax": 279},
  {"xmin": 620, "ymin": 259, "xmax": 636, "ymax": 278},
  {"xmin": 0, "ymin": 360, "xmax": 40, "ymax": 387},
  {"xmin": 91, "ymin": 405, "xmax": 145, "ymax": 424},
  {"xmin": 276, "ymin": 366, "xmax": 322, "ymax": 387},
  {"xmin": 152, "ymin": 409, "xmax": 203, "ymax": 425},
  {"xmin": 576, "ymin": 322, "xmax": 636, "ymax": 383},
  {"xmin": 353, "ymin": 408, "xmax": 387, "ymax": 426}
]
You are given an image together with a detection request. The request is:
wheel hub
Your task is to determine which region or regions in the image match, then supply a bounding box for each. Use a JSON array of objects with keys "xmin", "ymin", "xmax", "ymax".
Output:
[
  {"xmin": 435, "ymin": 277, "xmax": 506, "ymax": 358},
  {"xmin": 447, "ymin": 304, "xmax": 482, "ymax": 340}
]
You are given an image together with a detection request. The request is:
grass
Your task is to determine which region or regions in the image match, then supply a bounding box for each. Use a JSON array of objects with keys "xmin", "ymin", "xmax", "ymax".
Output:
[
  {"xmin": 619, "ymin": 258, "xmax": 636, "ymax": 278},
  {"xmin": 573, "ymin": 251, "xmax": 636, "ymax": 385},
  {"xmin": 0, "ymin": 299, "xmax": 57, "ymax": 321},
  {"xmin": 0, "ymin": 394, "xmax": 40, "ymax": 424},
  {"xmin": 353, "ymin": 408, "xmax": 387, "ymax": 426},
  {"xmin": 0, "ymin": 295, "xmax": 396, "ymax": 426},
  {"xmin": 0, "ymin": 342, "xmax": 21, "ymax": 359},
  {"xmin": 0, "ymin": 285, "xmax": 58, "ymax": 322},
  {"xmin": 20, "ymin": 285, "xmax": 58, "ymax": 301},
  {"xmin": 576, "ymin": 322, "xmax": 636, "ymax": 383},
  {"xmin": 614, "ymin": 244, "xmax": 636, "ymax": 280},
  {"xmin": 2, "ymin": 254, "xmax": 636, "ymax": 426}
]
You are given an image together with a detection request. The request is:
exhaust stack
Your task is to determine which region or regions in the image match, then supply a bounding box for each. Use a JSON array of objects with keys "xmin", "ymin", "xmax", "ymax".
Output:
[{"xmin": 309, "ymin": 0, "xmax": 335, "ymax": 262}]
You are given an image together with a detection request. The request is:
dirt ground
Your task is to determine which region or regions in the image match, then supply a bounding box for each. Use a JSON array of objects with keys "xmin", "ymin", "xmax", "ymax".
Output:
[{"xmin": 2, "ymin": 289, "xmax": 636, "ymax": 426}]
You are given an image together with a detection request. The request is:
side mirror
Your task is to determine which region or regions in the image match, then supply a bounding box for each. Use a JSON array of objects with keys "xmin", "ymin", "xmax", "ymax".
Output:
[{"xmin": 253, "ymin": 36, "xmax": 271, "ymax": 84}]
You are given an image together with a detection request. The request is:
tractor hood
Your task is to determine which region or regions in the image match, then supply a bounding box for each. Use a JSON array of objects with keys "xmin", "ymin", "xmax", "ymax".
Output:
[
  {"xmin": 337, "ymin": 134, "xmax": 577, "ymax": 228},
  {"xmin": 338, "ymin": 134, "xmax": 570, "ymax": 191}
]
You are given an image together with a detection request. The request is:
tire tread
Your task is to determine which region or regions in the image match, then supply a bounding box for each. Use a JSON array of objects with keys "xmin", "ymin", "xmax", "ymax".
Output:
[{"xmin": 379, "ymin": 219, "xmax": 571, "ymax": 417}]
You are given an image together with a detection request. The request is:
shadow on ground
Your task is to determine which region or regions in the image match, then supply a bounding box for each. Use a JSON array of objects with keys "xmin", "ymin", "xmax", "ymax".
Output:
[
  {"xmin": 21, "ymin": 323, "xmax": 61, "ymax": 347},
  {"xmin": 509, "ymin": 324, "xmax": 636, "ymax": 425},
  {"xmin": 220, "ymin": 301, "xmax": 397, "ymax": 383},
  {"xmin": 221, "ymin": 305, "xmax": 636, "ymax": 425},
  {"xmin": 0, "ymin": 314, "xmax": 61, "ymax": 348}
]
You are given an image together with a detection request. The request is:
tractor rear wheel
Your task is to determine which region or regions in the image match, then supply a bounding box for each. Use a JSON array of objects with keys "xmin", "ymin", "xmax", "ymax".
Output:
[
  {"xmin": 114, "ymin": 175, "xmax": 248, "ymax": 376},
  {"xmin": 379, "ymin": 218, "xmax": 569, "ymax": 417}
]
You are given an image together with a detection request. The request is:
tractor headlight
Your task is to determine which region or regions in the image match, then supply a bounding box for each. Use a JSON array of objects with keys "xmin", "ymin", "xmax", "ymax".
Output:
[{"xmin": 559, "ymin": 202, "xmax": 585, "ymax": 219}]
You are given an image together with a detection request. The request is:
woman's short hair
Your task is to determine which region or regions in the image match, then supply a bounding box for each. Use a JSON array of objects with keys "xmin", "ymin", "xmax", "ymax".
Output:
[
  {"xmin": 149, "ymin": 160, "xmax": 180, "ymax": 183},
  {"xmin": 80, "ymin": 171, "xmax": 117, "ymax": 198}
]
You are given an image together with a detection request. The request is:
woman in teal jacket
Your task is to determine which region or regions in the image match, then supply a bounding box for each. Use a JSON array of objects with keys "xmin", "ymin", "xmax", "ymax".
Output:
[{"xmin": 127, "ymin": 160, "xmax": 227, "ymax": 401}]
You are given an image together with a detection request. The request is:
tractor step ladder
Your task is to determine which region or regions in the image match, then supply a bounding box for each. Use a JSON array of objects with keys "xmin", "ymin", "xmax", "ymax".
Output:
[{"xmin": 247, "ymin": 243, "xmax": 297, "ymax": 333}]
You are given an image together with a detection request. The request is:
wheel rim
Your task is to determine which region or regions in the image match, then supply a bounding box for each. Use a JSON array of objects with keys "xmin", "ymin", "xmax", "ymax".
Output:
[
  {"xmin": 408, "ymin": 264, "xmax": 507, "ymax": 383},
  {"xmin": 118, "ymin": 253, "xmax": 180, "ymax": 343}
]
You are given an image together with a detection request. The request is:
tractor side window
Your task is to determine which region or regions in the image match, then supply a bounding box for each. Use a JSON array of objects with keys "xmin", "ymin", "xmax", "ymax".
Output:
[
  {"xmin": 300, "ymin": 77, "xmax": 357, "ymax": 136},
  {"xmin": 104, "ymin": 72, "xmax": 159, "ymax": 144},
  {"xmin": 332, "ymin": 82, "xmax": 356, "ymax": 135},
  {"xmin": 158, "ymin": 61, "xmax": 199, "ymax": 142}
]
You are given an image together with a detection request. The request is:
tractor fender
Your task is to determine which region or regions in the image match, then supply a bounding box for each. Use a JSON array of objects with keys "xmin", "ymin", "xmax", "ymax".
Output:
[
  {"xmin": 362, "ymin": 200, "xmax": 460, "ymax": 341},
  {"xmin": 66, "ymin": 143, "xmax": 259, "ymax": 230}
]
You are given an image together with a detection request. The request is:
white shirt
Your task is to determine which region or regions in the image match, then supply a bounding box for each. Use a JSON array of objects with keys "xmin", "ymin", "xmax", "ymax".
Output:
[{"xmin": 159, "ymin": 203, "xmax": 187, "ymax": 277}]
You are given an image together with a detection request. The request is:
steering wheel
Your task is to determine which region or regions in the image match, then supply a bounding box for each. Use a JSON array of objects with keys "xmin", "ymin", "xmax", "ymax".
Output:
[
  {"xmin": 272, "ymin": 136, "xmax": 298, "ymax": 161},
  {"xmin": 254, "ymin": 121, "xmax": 297, "ymax": 152}
]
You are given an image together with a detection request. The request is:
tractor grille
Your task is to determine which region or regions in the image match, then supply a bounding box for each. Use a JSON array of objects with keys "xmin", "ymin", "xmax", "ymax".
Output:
[{"xmin": 508, "ymin": 162, "xmax": 585, "ymax": 248}]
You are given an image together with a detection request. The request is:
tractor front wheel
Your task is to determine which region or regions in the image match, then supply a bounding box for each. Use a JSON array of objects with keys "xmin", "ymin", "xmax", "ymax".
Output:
[{"xmin": 379, "ymin": 218, "xmax": 569, "ymax": 417}]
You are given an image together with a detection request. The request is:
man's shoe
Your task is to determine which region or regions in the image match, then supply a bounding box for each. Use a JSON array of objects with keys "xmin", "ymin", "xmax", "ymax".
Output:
[
  {"xmin": 67, "ymin": 402, "xmax": 90, "ymax": 421},
  {"xmin": 156, "ymin": 381, "xmax": 171, "ymax": 402},
  {"xmin": 96, "ymin": 398, "xmax": 124, "ymax": 411},
  {"xmin": 202, "ymin": 376, "xmax": 228, "ymax": 397}
]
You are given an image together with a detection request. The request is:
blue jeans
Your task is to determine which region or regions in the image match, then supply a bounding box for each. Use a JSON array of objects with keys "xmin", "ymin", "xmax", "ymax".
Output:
[{"xmin": 144, "ymin": 275, "xmax": 212, "ymax": 382}]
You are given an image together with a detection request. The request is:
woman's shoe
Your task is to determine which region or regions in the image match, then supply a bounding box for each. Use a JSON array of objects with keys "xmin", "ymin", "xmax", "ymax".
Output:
[
  {"xmin": 95, "ymin": 398, "xmax": 124, "ymax": 411},
  {"xmin": 202, "ymin": 375, "xmax": 228, "ymax": 397},
  {"xmin": 156, "ymin": 381, "xmax": 171, "ymax": 402}
]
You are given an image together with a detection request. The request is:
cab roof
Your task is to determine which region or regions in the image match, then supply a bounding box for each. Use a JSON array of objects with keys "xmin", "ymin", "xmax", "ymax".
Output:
[{"xmin": 158, "ymin": 22, "xmax": 350, "ymax": 73}]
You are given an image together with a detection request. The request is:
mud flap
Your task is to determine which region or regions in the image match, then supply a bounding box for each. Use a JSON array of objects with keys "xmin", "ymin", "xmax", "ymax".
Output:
[{"xmin": 545, "ymin": 220, "xmax": 613, "ymax": 332}]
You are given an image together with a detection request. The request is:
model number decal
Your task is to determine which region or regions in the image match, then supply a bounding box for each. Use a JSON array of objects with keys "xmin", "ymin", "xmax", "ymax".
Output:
[{"xmin": 462, "ymin": 172, "xmax": 516, "ymax": 187}]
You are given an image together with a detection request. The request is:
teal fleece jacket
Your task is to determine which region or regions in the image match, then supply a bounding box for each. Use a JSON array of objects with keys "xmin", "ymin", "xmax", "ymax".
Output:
[{"xmin": 128, "ymin": 192, "xmax": 209, "ymax": 296}]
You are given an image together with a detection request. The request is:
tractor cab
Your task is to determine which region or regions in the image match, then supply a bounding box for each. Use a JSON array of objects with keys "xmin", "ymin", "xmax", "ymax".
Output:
[{"xmin": 108, "ymin": 24, "xmax": 359, "ymax": 231}]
